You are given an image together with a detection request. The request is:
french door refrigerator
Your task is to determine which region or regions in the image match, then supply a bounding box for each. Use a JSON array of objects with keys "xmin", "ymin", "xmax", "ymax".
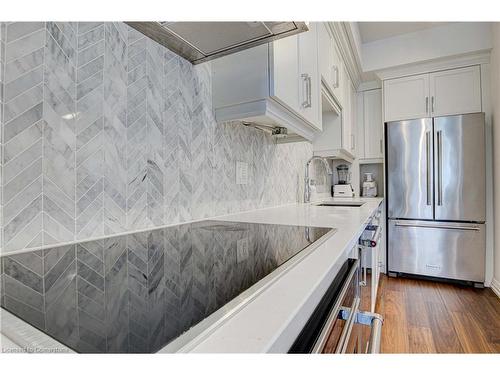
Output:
[{"xmin": 387, "ymin": 113, "xmax": 485, "ymax": 286}]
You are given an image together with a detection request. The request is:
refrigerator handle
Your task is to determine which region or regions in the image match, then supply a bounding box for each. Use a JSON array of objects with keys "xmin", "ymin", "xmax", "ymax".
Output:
[
  {"xmin": 394, "ymin": 222, "xmax": 480, "ymax": 231},
  {"xmin": 437, "ymin": 130, "xmax": 443, "ymax": 206},
  {"xmin": 426, "ymin": 131, "xmax": 431, "ymax": 205}
]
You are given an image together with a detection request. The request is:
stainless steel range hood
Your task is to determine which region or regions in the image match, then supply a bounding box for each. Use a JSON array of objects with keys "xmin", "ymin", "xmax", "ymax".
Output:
[{"xmin": 126, "ymin": 22, "xmax": 308, "ymax": 64}]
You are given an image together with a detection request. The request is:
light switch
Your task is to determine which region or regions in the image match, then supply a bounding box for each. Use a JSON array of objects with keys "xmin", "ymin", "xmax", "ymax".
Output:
[{"xmin": 236, "ymin": 161, "xmax": 248, "ymax": 185}]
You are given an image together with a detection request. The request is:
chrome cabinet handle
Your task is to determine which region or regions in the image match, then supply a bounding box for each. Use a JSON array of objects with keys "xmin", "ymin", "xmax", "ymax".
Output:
[
  {"xmin": 307, "ymin": 75, "xmax": 312, "ymax": 107},
  {"xmin": 332, "ymin": 65, "xmax": 339, "ymax": 88},
  {"xmin": 426, "ymin": 131, "xmax": 431, "ymax": 205},
  {"xmin": 301, "ymin": 73, "xmax": 309, "ymax": 108},
  {"xmin": 301, "ymin": 73, "xmax": 312, "ymax": 108},
  {"xmin": 379, "ymin": 139, "xmax": 383, "ymax": 154},
  {"xmin": 431, "ymin": 96, "xmax": 435, "ymax": 113},
  {"xmin": 437, "ymin": 130, "xmax": 442, "ymax": 206},
  {"xmin": 425, "ymin": 96, "xmax": 429, "ymax": 113}
]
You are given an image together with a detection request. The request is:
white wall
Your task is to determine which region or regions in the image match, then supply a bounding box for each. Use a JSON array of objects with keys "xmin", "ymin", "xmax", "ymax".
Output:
[
  {"xmin": 362, "ymin": 23, "xmax": 492, "ymax": 72},
  {"xmin": 489, "ymin": 24, "xmax": 500, "ymax": 294}
]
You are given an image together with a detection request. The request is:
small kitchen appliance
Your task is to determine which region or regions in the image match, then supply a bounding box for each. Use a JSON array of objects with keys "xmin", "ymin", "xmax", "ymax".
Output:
[
  {"xmin": 362, "ymin": 173, "xmax": 378, "ymax": 197},
  {"xmin": 333, "ymin": 164, "xmax": 354, "ymax": 197}
]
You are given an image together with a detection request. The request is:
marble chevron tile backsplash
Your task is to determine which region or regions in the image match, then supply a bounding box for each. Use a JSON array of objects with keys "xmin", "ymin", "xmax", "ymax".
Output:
[{"xmin": 0, "ymin": 22, "xmax": 314, "ymax": 254}]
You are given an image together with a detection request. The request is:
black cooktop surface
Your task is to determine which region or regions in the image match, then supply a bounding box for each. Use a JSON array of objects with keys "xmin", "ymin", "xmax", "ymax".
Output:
[{"xmin": 1, "ymin": 220, "xmax": 331, "ymax": 353}]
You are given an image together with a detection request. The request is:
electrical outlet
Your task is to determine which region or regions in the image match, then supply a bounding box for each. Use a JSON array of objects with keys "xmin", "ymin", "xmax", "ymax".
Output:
[
  {"xmin": 236, "ymin": 161, "xmax": 248, "ymax": 185},
  {"xmin": 236, "ymin": 238, "xmax": 249, "ymax": 263}
]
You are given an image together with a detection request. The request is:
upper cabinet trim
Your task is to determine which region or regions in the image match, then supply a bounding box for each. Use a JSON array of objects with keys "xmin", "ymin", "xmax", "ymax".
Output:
[{"xmin": 376, "ymin": 50, "xmax": 490, "ymax": 81}]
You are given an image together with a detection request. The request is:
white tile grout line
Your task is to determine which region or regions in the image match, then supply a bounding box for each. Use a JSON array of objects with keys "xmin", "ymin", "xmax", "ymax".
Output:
[
  {"xmin": 102, "ymin": 23, "xmax": 106, "ymax": 255},
  {"xmin": 1, "ymin": 23, "xmax": 5, "ymax": 298},
  {"xmin": 41, "ymin": 21, "xmax": 47, "ymax": 331},
  {"xmin": 124, "ymin": 22, "xmax": 129, "ymax": 353},
  {"xmin": 103, "ymin": 22, "xmax": 107, "ymax": 353},
  {"xmin": 3, "ymin": 25, "xmax": 44, "ymax": 49},
  {"xmin": 74, "ymin": 21, "xmax": 80, "ymax": 347}
]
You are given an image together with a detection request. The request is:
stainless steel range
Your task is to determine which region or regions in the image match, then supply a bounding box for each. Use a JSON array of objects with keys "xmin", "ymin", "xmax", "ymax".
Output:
[{"xmin": 0, "ymin": 220, "xmax": 332, "ymax": 353}]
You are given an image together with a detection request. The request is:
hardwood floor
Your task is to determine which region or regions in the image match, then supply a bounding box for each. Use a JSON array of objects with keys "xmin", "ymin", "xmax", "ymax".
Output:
[{"xmin": 375, "ymin": 274, "xmax": 500, "ymax": 353}]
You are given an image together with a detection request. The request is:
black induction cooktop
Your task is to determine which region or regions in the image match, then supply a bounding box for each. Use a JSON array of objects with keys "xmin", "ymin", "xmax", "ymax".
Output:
[{"xmin": 0, "ymin": 220, "xmax": 332, "ymax": 353}]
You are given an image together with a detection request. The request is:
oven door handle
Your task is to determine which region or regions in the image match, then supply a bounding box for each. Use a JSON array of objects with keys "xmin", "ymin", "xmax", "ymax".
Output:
[
  {"xmin": 311, "ymin": 259, "xmax": 360, "ymax": 353},
  {"xmin": 354, "ymin": 310, "xmax": 384, "ymax": 354},
  {"xmin": 319, "ymin": 305, "xmax": 384, "ymax": 354},
  {"xmin": 367, "ymin": 314, "xmax": 383, "ymax": 353},
  {"xmin": 338, "ymin": 299, "xmax": 360, "ymax": 353}
]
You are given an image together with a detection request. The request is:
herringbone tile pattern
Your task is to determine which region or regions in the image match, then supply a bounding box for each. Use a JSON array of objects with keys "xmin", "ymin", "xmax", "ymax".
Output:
[
  {"xmin": 75, "ymin": 22, "xmax": 105, "ymax": 240},
  {"xmin": 2, "ymin": 22, "xmax": 45, "ymax": 252},
  {"xmin": 0, "ymin": 22, "xmax": 314, "ymax": 255},
  {"xmin": 43, "ymin": 22, "xmax": 77, "ymax": 246},
  {"xmin": 1, "ymin": 221, "xmax": 329, "ymax": 352},
  {"xmin": 103, "ymin": 23, "xmax": 128, "ymax": 236},
  {"xmin": 0, "ymin": 24, "xmax": 5, "ymax": 260}
]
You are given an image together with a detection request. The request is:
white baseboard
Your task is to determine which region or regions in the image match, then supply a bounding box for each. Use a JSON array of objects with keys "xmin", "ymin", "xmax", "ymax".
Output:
[{"xmin": 491, "ymin": 278, "xmax": 500, "ymax": 299}]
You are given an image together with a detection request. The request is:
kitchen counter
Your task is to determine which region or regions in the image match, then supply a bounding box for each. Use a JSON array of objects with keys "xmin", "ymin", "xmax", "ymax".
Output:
[
  {"xmin": 1, "ymin": 197, "xmax": 383, "ymax": 353},
  {"xmin": 164, "ymin": 197, "xmax": 383, "ymax": 353}
]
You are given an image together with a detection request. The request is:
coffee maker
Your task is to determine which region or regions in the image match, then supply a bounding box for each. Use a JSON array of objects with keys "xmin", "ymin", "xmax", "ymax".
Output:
[{"xmin": 333, "ymin": 164, "xmax": 354, "ymax": 197}]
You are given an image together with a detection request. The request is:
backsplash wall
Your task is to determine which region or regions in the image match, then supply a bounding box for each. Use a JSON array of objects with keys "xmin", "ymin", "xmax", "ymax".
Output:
[{"xmin": 0, "ymin": 22, "xmax": 313, "ymax": 254}]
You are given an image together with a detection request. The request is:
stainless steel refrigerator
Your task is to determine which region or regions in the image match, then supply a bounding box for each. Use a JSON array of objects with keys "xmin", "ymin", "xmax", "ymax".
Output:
[{"xmin": 387, "ymin": 113, "xmax": 486, "ymax": 286}]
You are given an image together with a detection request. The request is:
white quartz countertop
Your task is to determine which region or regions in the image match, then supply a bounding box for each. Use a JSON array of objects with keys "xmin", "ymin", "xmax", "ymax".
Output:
[
  {"xmin": 169, "ymin": 197, "xmax": 383, "ymax": 353},
  {"xmin": 1, "ymin": 197, "xmax": 383, "ymax": 353}
]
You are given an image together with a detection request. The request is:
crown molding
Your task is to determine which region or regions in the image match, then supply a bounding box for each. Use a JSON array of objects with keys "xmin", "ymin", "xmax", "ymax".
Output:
[
  {"xmin": 358, "ymin": 80, "xmax": 382, "ymax": 92},
  {"xmin": 328, "ymin": 22, "xmax": 363, "ymax": 89},
  {"xmin": 375, "ymin": 50, "xmax": 492, "ymax": 81}
]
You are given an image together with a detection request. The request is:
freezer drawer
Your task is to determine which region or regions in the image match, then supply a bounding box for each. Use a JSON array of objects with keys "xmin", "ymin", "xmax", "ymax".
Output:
[{"xmin": 388, "ymin": 220, "xmax": 485, "ymax": 283}]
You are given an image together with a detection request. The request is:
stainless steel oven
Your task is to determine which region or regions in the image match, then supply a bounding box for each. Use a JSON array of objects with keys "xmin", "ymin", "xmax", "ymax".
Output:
[{"xmin": 290, "ymin": 256, "xmax": 383, "ymax": 353}]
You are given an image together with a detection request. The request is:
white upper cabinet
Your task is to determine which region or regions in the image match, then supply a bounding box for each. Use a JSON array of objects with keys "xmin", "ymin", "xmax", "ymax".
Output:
[
  {"xmin": 317, "ymin": 23, "xmax": 342, "ymax": 99},
  {"xmin": 318, "ymin": 22, "xmax": 333, "ymax": 89},
  {"xmin": 313, "ymin": 66, "xmax": 356, "ymax": 162},
  {"xmin": 212, "ymin": 26, "xmax": 322, "ymax": 141},
  {"xmin": 331, "ymin": 43, "xmax": 343, "ymax": 103},
  {"xmin": 341, "ymin": 66, "xmax": 352, "ymax": 152},
  {"xmin": 383, "ymin": 73, "xmax": 429, "ymax": 122},
  {"xmin": 349, "ymin": 82, "xmax": 357, "ymax": 156},
  {"xmin": 298, "ymin": 22, "xmax": 321, "ymax": 128},
  {"xmin": 363, "ymin": 89, "xmax": 383, "ymax": 159},
  {"xmin": 429, "ymin": 66, "xmax": 481, "ymax": 117},
  {"xmin": 271, "ymin": 34, "xmax": 300, "ymax": 113},
  {"xmin": 357, "ymin": 88, "xmax": 383, "ymax": 161},
  {"xmin": 383, "ymin": 65, "xmax": 482, "ymax": 122}
]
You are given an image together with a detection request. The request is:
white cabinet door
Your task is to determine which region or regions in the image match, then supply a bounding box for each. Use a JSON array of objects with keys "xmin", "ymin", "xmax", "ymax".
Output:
[
  {"xmin": 363, "ymin": 89, "xmax": 383, "ymax": 159},
  {"xmin": 356, "ymin": 92, "xmax": 365, "ymax": 159},
  {"xmin": 331, "ymin": 42, "xmax": 342, "ymax": 102},
  {"xmin": 317, "ymin": 22, "xmax": 332, "ymax": 89},
  {"xmin": 271, "ymin": 36, "xmax": 299, "ymax": 114},
  {"xmin": 341, "ymin": 65, "xmax": 352, "ymax": 151},
  {"xmin": 349, "ymin": 82, "xmax": 357, "ymax": 156},
  {"xmin": 429, "ymin": 65, "xmax": 481, "ymax": 117},
  {"xmin": 298, "ymin": 23, "xmax": 321, "ymax": 129},
  {"xmin": 383, "ymin": 73, "xmax": 429, "ymax": 122}
]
